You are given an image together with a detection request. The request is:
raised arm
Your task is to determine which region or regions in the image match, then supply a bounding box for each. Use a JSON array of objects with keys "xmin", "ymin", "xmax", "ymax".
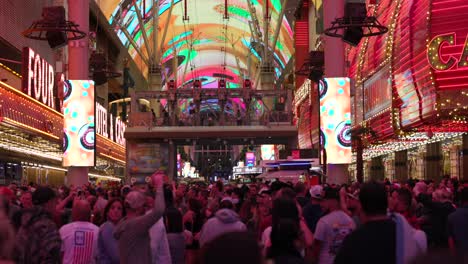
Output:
[{"xmin": 126, "ymin": 173, "xmax": 166, "ymax": 234}]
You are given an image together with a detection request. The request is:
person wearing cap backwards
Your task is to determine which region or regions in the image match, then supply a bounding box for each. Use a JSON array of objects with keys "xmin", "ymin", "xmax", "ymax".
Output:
[
  {"xmin": 13, "ymin": 186, "xmax": 62, "ymax": 264},
  {"xmin": 302, "ymin": 185, "xmax": 324, "ymax": 233},
  {"xmin": 312, "ymin": 187, "xmax": 355, "ymax": 264},
  {"xmin": 114, "ymin": 172, "xmax": 166, "ymax": 264}
]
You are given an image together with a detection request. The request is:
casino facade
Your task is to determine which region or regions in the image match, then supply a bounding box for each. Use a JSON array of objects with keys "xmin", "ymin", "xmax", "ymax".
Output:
[
  {"xmin": 0, "ymin": 1, "xmax": 128, "ymax": 185},
  {"xmin": 346, "ymin": 0, "xmax": 468, "ymax": 181}
]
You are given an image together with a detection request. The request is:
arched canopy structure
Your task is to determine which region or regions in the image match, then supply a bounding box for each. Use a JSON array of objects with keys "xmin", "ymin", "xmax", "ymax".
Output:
[{"xmin": 97, "ymin": 0, "xmax": 296, "ymax": 114}]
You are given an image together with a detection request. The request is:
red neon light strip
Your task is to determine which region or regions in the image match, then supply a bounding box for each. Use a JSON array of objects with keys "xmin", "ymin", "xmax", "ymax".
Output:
[{"xmin": 437, "ymin": 83, "xmax": 468, "ymax": 88}]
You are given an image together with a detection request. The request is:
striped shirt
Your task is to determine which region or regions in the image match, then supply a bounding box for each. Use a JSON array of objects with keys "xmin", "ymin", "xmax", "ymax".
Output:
[{"xmin": 60, "ymin": 221, "xmax": 99, "ymax": 264}]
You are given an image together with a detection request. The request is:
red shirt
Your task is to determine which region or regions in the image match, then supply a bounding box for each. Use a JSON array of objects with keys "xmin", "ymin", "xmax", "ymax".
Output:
[{"xmin": 258, "ymin": 215, "xmax": 272, "ymax": 240}]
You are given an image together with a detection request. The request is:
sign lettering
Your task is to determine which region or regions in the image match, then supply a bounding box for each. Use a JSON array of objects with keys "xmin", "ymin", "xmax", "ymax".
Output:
[
  {"xmin": 96, "ymin": 103, "xmax": 108, "ymax": 138},
  {"xmin": 95, "ymin": 103, "xmax": 126, "ymax": 146},
  {"xmin": 22, "ymin": 47, "xmax": 56, "ymax": 109},
  {"xmin": 115, "ymin": 116, "xmax": 126, "ymax": 146},
  {"xmin": 427, "ymin": 33, "xmax": 468, "ymax": 71}
]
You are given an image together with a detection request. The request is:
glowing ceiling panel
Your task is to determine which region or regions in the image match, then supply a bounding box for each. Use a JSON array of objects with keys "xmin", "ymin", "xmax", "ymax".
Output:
[{"xmin": 96, "ymin": 0, "xmax": 294, "ymax": 87}]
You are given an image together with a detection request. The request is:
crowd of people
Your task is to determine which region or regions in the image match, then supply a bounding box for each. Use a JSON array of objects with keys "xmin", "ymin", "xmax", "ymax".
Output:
[{"xmin": 0, "ymin": 174, "xmax": 467, "ymax": 264}]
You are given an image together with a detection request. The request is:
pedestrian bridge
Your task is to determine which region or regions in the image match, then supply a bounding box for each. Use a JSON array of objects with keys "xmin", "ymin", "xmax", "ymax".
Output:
[{"xmin": 125, "ymin": 88, "xmax": 298, "ymax": 146}]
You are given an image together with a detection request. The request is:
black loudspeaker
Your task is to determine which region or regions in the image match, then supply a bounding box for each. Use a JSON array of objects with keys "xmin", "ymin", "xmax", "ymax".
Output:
[
  {"xmin": 46, "ymin": 31, "xmax": 67, "ymax": 49},
  {"xmin": 42, "ymin": 6, "xmax": 66, "ymax": 21},
  {"xmin": 43, "ymin": 6, "xmax": 67, "ymax": 49},
  {"xmin": 90, "ymin": 53, "xmax": 108, "ymax": 85},
  {"xmin": 344, "ymin": 3, "xmax": 367, "ymax": 18},
  {"xmin": 308, "ymin": 69, "xmax": 324, "ymax": 83},
  {"xmin": 343, "ymin": 26, "xmax": 364, "ymax": 46},
  {"xmin": 343, "ymin": 3, "xmax": 367, "ymax": 46},
  {"xmin": 93, "ymin": 72, "xmax": 107, "ymax": 86},
  {"xmin": 309, "ymin": 51, "xmax": 324, "ymax": 67}
]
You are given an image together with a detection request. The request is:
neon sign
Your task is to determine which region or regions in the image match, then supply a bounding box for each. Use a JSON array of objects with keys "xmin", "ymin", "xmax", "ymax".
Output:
[
  {"xmin": 427, "ymin": 33, "xmax": 468, "ymax": 71},
  {"xmin": 96, "ymin": 102, "xmax": 126, "ymax": 146},
  {"xmin": 22, "ymin": 47, "xmax": 64, "ymax": 109}
]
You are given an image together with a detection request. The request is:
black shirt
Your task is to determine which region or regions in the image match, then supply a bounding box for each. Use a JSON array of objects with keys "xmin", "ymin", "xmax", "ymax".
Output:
[
  {"xmin": 447, "ymin": 206, "xmax": 468, "ymax": 252},
  {"xmin": 302, "ymin": 203, "xmax": 323, "ymax": 233},
  {"xmin": 296, "ymin": 196, "xmax": 309, "ymax": 208},
  {"xmin": 334, "ymin": 219, "xmax": 396, "ymax": 264}
]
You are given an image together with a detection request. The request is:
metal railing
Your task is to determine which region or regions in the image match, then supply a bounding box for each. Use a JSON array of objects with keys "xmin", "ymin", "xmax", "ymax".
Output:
[
  {"xmin": 127, "ymin": 88, "xmax": 294, "ymax": 128},
  {"xmin": 128, "ymin": 110, "xmax": 293, "ymax": 128}
]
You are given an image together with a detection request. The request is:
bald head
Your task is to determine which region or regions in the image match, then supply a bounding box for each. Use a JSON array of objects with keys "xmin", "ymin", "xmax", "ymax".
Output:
[{"xmin": 72, "ymin": 199, "xmax": 92, "ymax": 222}]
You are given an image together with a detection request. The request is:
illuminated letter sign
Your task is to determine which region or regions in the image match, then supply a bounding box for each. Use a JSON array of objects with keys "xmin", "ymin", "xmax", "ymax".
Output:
[
  {"xmin": 115, "ymin": 117, "xmax": 126, "ymax": 146},
  {"xmin": 95, "ymin": 103, "xmax": 126, "ymax": 146},
  {"xmin": 96, "ymin": 103, "xmax": 108, "ymax": 138},
  {"xmin": 427, "ymin": 33, "xmax": 468, "ymax": 70},
  {"xmin": 22, "ymin": 47, "xmax": 56, "ymax": 109}
]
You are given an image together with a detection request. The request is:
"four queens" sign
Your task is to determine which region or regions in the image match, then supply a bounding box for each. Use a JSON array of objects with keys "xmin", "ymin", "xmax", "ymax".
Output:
[{"xmin": 21, "ymin": 47, "xmax": 60, "ymax": 109}]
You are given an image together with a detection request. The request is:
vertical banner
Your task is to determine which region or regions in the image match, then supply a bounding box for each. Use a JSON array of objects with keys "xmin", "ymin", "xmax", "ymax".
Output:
[
  {"xmin": 63, "ymin": 80, "xmax": 96, "ymax": 167},
  {"xmin": 319, "ymin": 78, "xmax": 352, "ymax": 164},
  {"xmin": 246, "ymin": 152, "xmax": 256, "ymax": 167}
]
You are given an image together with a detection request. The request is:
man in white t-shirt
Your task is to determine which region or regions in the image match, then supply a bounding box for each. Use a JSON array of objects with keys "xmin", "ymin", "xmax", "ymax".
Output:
[
  {"xmin": 313, "ymin": 187, "xmax": 355, "ymax": 264},
  {"xmin": 60, "ymin": 199, "xmax": 99, "ymax": 264}
]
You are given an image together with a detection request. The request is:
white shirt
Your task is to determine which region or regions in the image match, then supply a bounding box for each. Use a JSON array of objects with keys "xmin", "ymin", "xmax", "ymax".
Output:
[
  {"xmin": 149, "ymin": 218, "xmax": 172, "ymax": 264},
  {"xmin": 60, "ymin": 221, "xmax": 99, "ymax": 264},
  {"xmin": 314, "ymin": 210, "xmax": 355, "ymax": 264}
]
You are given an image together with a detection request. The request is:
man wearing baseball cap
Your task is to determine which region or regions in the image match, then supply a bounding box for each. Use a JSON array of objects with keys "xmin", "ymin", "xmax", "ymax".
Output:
[
  {"xmin": 303, "ymin": 185, "xmax": 324, "ymax": 233},
  {"xmin": 14, "ymin": 186, "xmax": 62, "ymax": 264},
  {"xmin": 312, "ymin": 187, "xmax": 355, "ymax": 264},
  {"xmin": 114, "ymin": 172, "xmax": 166, "ymax": 264}
]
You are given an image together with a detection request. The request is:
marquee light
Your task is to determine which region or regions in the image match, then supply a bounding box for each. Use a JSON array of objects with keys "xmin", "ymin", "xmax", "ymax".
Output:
[
  {"xmin": 362, "ymin": 132, "xmax": 466, "ymax": 159},
  {"xmin": 427, "ymin": 33, "xmax": 468, "ymax": 70},
  {"xmin": 294, "ymin": 79, "xmax": 311, "ymax": 108},
  {"xmin": 0, "ymin": 142, "xmax": 62, "ymax": 161}
]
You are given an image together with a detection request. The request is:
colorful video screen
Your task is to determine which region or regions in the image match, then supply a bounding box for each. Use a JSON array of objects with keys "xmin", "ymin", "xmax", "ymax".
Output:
[
  {"xmin": 319, "ymin": 78, "xmax": 351, "ymax": 164},
  {"xmin": 261, "ymin": 145, "xmax": 276, "ymax": 161},
  {"xmin": 246, "ymin": 152, "xmax": 256, "ymax": 167},
  {"xmin": 63, "ymin": 80, "xmax": 96, "ymax": 167},
  {"xmin": 128, "ymin": 142, "xmax": 169, "ymax": 179}
]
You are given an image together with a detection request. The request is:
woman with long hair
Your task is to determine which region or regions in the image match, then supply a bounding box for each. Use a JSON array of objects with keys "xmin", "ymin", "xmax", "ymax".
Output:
[
  {"xmin": 98, "ymin": 198, "xmax": 126, "ymax": 264},
  {"xmin": 264, "ymin": 198, "xmax": 307, "ymax": 264},
  {"xmin": 165, "ymin": 207, "xmax": 185, "ymax": 264}
]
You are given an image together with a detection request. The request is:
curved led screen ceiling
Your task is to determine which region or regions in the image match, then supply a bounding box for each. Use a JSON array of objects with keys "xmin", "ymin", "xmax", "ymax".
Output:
[{"xmin": 96, "ymin": 0, "xmax": 294, "ymax": 113}]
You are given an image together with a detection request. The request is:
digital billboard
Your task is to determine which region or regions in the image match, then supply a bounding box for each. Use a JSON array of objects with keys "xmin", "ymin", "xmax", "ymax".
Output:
[
  {"xmin": 127, "ymin": 142, "xmax": 169, "ymax": 181},
  {"xmin": 319, "ymin": 78, "xmax": 351, "ymax": 164},
  {"xmin": 246, "ymin": 152, "xmax": 256, "ymax": 167},
  {"xmin": 261, "ymin": 145, "xmax": 276, "ymax": 161},
  {"xmin": 63, "ymin": 80, "xmax": 96, "ymax": 167}
]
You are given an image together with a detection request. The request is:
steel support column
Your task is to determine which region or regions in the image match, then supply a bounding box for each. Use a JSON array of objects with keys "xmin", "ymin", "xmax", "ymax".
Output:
[{"xmin": 67, "ymin": 0, "xmax": 90, "ymax": 186}]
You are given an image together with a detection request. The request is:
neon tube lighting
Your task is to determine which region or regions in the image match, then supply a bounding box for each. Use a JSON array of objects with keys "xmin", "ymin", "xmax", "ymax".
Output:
[
  {"xmin": 279, "ymin": 163, "xmax": 313, "ymax": 166},
  {"xmin": 39, "ymin": 165, "xmax": 121, "ymax": 181}
]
